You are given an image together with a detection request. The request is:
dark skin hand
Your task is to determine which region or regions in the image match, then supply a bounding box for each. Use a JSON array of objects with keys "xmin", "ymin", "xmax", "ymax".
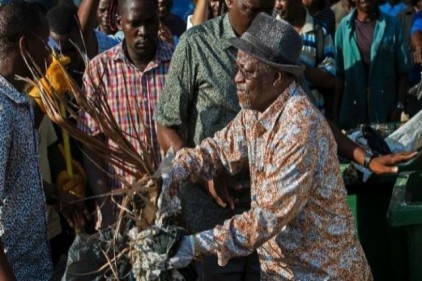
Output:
[{"xmin": 0, "ymin": 241, "xmax": 16, "ymax": 281}]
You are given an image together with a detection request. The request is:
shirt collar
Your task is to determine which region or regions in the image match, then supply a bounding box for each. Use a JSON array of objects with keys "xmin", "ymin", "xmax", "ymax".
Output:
[
  {"xmin": 0, "ymin": 75, "xmax": 28, "ymax": 104},
  {"xmin": 255, "ymin": 81, "xmax": 298, "ymax": 133},
  {"xmin": 346, "ymin": 8, "xmax": 383, "ymax": 26},
  {"xmin": 301, "ymin": 8, "xmax": 315, "ymax": 34},
  {"xmin": 112, "ymin": 39, "xmax": 174, "ymax": 66}
]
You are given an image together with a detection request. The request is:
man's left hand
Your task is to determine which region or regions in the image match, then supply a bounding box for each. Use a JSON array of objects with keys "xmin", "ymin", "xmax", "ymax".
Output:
[{"xmin": 369, "ymin": 151, "xmax": 417, "ymax": 174}]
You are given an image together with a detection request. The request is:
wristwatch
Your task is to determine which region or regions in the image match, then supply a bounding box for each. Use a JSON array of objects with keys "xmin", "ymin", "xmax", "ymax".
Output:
[
  {"xmin": 363, "ymin": 150, "xmax": 375, "ymax": 170},
  {"xmin": 396, "ymin": 102, "xmax": 405, "ymax": 111}
]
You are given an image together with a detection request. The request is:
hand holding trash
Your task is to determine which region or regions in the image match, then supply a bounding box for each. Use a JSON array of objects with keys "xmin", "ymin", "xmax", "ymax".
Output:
[
  {"xmin": 167, "ymin": 235, "xmax": 201, "ymax": 269},
  {"xmin": 56, "ymin": 160, "xmax": 90, "ymax": 229}
]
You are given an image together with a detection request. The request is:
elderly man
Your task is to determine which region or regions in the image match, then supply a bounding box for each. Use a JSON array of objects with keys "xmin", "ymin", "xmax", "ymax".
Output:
[{"xmin": 166, "ymin": 13, "xmax": 373, "ymax": 280}]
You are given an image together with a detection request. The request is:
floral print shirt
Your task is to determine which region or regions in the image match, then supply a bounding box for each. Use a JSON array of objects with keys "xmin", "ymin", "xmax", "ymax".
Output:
[
  {"xmin": 173, "ymin": 82, "xmax": 373, "ymax": 280},
  {"xmin": 0, "ymin": 76, "xmax": 52, "ymax": 280}
]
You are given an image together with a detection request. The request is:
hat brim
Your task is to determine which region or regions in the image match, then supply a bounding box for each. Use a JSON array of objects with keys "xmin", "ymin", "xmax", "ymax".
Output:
[{"xmin": 229, "ymin": 37, "xmax": 305, "ymax": 76}]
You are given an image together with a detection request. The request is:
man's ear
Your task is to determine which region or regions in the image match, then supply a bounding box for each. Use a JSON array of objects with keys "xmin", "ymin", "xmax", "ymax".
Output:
[
  {"xmin": 273, "ymin": 70, "xmax": 283, "ymax": 86},
  {"xmin": 225, "ymin": 0, "xmax": 233, "ymax": 9},
  {"xmin": 18, "ymin": 36, "xmax": 28, "ymax": 54},
  {"xmin": 116, "ymin": 13, "xmax": 122, "ymax": 31}
]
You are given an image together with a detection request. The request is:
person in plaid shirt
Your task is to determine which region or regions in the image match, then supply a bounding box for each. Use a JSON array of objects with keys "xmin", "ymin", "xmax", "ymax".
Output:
[{"xmin": 79, "ymin": 0, "xmax": 174, "ymax": 228}]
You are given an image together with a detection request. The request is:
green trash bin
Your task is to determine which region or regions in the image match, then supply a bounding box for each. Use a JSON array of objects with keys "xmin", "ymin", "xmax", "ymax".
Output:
[{"xmin": 387, "ymin": 172, "xmax": 422, "ymax": 281}]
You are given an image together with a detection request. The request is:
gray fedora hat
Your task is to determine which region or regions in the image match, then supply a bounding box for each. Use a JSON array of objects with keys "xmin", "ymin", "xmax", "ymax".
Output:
[{"xmin": 229, "ymin": 12, "xmax": 305, "ymax": 76}]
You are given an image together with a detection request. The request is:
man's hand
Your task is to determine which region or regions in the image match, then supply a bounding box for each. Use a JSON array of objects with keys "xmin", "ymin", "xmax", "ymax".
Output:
[
  {"xmin": 168, "ymin": 236, "xmax": 196, "ymax": 269},
  {"xmin": 58, "ymin": 189, "xmax": 90, "ymax": 229},
  {"xmin": 369, "ymin": 151, "xmax": 417, "ymax": 174},
  {"xmin": 56, "ymin": 169, "xmax": 90, "ymax": 229}
]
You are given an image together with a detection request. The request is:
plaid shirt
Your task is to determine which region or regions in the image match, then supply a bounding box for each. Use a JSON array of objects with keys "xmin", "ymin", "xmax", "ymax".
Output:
[{"xmin": 80, "ymin": 39, "xmax": 174, "ymax": 188}]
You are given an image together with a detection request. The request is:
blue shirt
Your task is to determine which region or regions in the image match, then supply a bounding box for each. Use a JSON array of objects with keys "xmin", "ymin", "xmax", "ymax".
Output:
[
  {"xmin": 0, "ymin": 76, "xmax": 52, "ymax": 280},
  {"xmin": 379, "ymin": 2, "xmax": 407, "ymax": 17}
]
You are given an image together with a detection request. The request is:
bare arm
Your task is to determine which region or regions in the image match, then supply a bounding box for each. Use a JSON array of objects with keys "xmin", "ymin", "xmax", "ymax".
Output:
[
  {"xmin": 333, "ymin": 75, "xmax": 344, "ymax": 123},
  {"xmin": 304, "ymin": 67, "xmax": 335, "ymax": 89},
  {"xmin": 190, "ymin": 0, "xmax": 209, "ymax": 26},
  {"xmin": 328, "ymin": 119, "xmax": 416, "ymax": 174},
  {"xmin": 82, "ymin": 141, "xmax": 114, "ymax": 228},
  {"xmin": 77, "ymin": 0, "xmax": 100, "ymax": 58},
  {"xmin": 0, "ymin": 241, "xmax": 16, "ymax": 281}
]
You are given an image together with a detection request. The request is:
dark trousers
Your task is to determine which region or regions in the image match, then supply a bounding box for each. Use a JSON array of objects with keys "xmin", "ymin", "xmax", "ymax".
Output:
[{"xmin": 195, "ymin": 252, "xmax": 261, "ymax": 281}]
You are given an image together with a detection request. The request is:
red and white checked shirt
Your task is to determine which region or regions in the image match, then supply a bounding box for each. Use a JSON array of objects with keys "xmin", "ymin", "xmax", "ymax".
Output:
[{"xmin": 80, "ymin": 39, "xmax": 174, "ymax": 188}]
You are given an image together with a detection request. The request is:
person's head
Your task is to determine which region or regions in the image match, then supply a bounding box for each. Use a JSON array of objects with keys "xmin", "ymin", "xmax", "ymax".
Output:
[
  {"xmin": 301, "ymin": 0, "xmax": 326, "ymax": 14},
  {"xmin": 97, "ymin": 0, "xmax": 113, "ymax": 34},
  {"xmin": 352, "ymin": 0, "xmax": 377, "ymax": 15},
  {"xmin": 157, "ymin": 0, "xmax": 172, "ymax": 19},
  {"xmin": 47, "ymin": 5, "xmax": 84, "ymax": 74},
  {"xmin": 0, "ymin": 0, "xmax": 50, "ymax": 88},
  {"xmin": 274, "ymin": 0, "xmax": 303, "ymax": 21},
  {"xmin": 117, "ymin": 0, "xmax": 159, "ymax": 63},
  {"xmin": 209, "ymin": 0, "xmax": 224, "ymax": 17},
  {"xmin": 230, "ymin": 12, "xmax": 304, "ymax": 111},
  {"xmin": 226, "ymin": 0, "xmax": 275, "ymax": 36}
]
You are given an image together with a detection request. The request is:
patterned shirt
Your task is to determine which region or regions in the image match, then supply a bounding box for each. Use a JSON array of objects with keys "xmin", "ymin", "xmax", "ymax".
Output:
[
  {"xmin": 80, "ymin": 39, "xmax": 174, "ymax": 188},
  {"xmin": 0, "ymin": 76, "xmax": 52, "ymax": 280},
  {"xmin": 173, "ymin": 82, "xmax": 373, "ymax": 281},
  {"xmin": 155, "ymin": 14, "xmax": 249, "ymax": 233}
]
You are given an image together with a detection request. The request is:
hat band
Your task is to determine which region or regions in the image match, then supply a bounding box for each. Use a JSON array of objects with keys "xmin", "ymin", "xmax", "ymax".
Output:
[{"xmin": 241, "ymin": 32, "xmax": 294, "ymax": 66}]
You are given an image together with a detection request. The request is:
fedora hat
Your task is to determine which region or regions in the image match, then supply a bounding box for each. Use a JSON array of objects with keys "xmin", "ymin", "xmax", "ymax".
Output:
[{"xmin": 229, "ymin": 12, "xmax": 305, "ymax": 76}]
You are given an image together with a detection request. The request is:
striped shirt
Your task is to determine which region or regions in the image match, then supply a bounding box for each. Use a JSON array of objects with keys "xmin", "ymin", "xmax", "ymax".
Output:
[
  {"xmin": 80, "ymin": 39, "xmax": 174, "ymax": 188},
  {"xmin": 295, "ymin": 8, "xmax": 336, "ymax": 111}
]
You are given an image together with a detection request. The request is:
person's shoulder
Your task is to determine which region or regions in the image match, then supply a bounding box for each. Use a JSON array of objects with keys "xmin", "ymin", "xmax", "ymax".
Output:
[
  {"xmin": 181, "ymin": 15, "xmax": 225, "ymax": 41},
  {"xmin": 89, "ymin": 43, "xmax": 121, "ymax": 65},
  {"xmin": 157, "ymin": 39, "xmax": 175, "ymax": 61}
]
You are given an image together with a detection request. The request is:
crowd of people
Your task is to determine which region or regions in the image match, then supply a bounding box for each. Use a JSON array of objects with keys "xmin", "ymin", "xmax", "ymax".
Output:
[{"xmin": 0, "ymin": 0, "xmax": 420, "ymax": 280}]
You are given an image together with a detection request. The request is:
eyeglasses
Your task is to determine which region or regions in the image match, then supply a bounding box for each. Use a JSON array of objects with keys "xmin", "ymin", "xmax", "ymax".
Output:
[{"xmin": 235, "ymin": 63, "xmax": 259, "ymax": 81}]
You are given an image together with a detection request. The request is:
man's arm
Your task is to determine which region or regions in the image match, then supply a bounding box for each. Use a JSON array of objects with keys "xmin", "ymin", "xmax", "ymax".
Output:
[
  {"xmin": 333, "ymin": 75, "xmax": 344, "ymax": 123},
  {"xmin": 77, "ymin": 0, "xmax": 100, "ymax": 58},
  {"xmin": 328, "ymin": 119, "xmax": 416, "ymax": 174},
  {"xmin": 156, "ymin": 123, "xmax": 186, "ymax": 152},
  {"xmin": 0, "ymin": 241, "xmax": 16, "ymax": 281},
  {"xmin": 190, "ymin": 0, "xmax": 209, "ymax": 27},
  {"xmin": 304, "ymin": 67, "xmax": 335, "ymax": 89}
]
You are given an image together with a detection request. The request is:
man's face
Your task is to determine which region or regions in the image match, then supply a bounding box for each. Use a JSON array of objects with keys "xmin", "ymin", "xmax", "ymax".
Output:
[
  {"xmin": 158, "ymin": 0, "xmax": 172, "ymax": 18},
  {"xmin": 49, "ymin": 30, "xmax": 84, "ymax": 74},
  {"xmin": 97, "ymin": 0, "xmax": 113, "ymax": 34},
  {"xmin": 209, "ymin": 0, "xmax": 222, "ymax": 17},
  {"xmin": 235, "ymin": 50, "xmax": 277, "ymax": 111},
  {"xmin": 227, "ymin": 0, "xmax": 275, "ymax": 36},
  {"xmin": 26, "ymin": 21, "xmax": 51, "ymax": 76},
  {"xmin": 353, "ymin": 0, "xmax": 377, "ymax": 14},
  {"xmin": 274, "ymin": 0, "xmax": 301, "ymax": 20},
  {"xmin": 118, "ymin": 0, "xmax": 159, "ymax": 60}
]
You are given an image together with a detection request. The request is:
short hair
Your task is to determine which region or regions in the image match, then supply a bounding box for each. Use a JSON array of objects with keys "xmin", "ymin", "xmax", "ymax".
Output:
[
  {"xmin": 0, "ymin": 0, "xmax": 45, "ymax": 55},
  {"xmin": 118, "ymin": 0, "xmax": 158, "ymax": 15},
  {"xmin": 46, "ymin": 4, "xmax": 79, "ymax": 35}
]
